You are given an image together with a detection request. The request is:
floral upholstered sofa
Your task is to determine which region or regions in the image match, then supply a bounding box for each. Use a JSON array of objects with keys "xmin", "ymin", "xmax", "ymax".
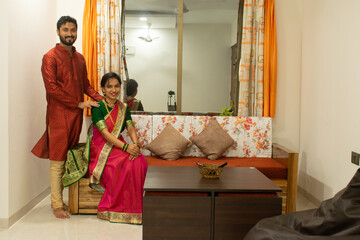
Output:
[
  {"xmin": 126, "ymin": 115, "xmax": 272, "ymax": 158},
  {"xmin": 67, "ymin": 114, "xmax": 298, "ymax": 215}
]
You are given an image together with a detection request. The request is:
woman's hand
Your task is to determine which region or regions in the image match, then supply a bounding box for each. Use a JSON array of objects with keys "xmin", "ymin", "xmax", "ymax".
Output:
[{"xmin": 126, "ymin": 144, "xmax": 141, "ymax": 160}]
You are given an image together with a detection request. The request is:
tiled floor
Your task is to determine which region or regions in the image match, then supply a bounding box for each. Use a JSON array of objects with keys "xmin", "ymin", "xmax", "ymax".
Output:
[
  {"xmin": 296, "ymin": 191, "xmax": 318, "ymax": 212},
  {"xmin": 0, "ymin": 191, "xmax": 317, "ymax": 240}
]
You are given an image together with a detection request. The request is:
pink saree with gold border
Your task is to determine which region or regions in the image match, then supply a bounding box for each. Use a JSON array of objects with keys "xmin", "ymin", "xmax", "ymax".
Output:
[{"xmin": 87, "ymin": 101, "xmax": 147, "ymax": 224}]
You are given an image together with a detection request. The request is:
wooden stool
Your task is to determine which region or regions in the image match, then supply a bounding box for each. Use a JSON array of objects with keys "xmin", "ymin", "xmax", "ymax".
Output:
[{"xmin": 68, "ymin": 178, "xmax": 102, "ymax": 214}]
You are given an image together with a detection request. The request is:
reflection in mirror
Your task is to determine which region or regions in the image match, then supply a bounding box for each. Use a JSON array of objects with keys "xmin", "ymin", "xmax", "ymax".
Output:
[
  {"xmin": 183, "ymin": 0, "xmax": 238, "ymax": 113},
  {"xmin": 125, "ymin": 0, "xmax": 239, "ymax": 113},
  {"xmin": 125, "ymin": 0, "xmax": 179, "ymax": 112}
]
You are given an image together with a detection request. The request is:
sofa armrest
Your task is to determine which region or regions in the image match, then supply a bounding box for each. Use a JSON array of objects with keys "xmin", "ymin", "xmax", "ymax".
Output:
[{"xmin": 272, "ymin": 143, "xmax": 299, "ymax": 213}]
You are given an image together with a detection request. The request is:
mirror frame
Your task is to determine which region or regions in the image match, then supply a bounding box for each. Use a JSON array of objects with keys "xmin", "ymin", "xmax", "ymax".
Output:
[
  {"xmin": 176, "ymin": 0, "xmax": 183, "ymax": 114},
  {"xmin": 126, "ymin": 0, "xmax": 238, "ymax": 115}
]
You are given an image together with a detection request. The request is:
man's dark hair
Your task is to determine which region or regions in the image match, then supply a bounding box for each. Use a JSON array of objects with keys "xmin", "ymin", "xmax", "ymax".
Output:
[
  {"xmin": 101, "ymin": 72, "xmax": 122, "ymax": 87},
  {"xmin": 57, "ymin": 16, "xmax": 78, "ymax": 30},
  {"xmin": 126, "ymin": 79, "xmax": 138, "ymax": 96}
]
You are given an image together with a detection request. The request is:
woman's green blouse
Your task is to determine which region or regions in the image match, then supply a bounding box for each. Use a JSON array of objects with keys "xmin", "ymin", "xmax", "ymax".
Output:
[{"xmin": 91, "ymin": 100, "xmax": 132, "ymax": 133}]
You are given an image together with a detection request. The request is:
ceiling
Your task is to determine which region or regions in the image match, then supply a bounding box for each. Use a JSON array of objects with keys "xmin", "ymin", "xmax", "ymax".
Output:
[{"xmin": 125, "ymin": 0, "xmax": 239, "ymax": 29}]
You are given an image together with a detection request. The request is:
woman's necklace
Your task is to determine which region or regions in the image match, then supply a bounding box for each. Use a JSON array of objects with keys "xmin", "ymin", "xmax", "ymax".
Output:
[
  {"xmin": 104, "ymin": 99, "xmax": 119, "ymax": 127},
  {"xmin": 105, "ymin": 98, "xmax": 116, "ymax": 108}
]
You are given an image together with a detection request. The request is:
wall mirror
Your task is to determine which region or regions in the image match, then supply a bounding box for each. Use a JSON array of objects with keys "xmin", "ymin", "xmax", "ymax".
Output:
[{"xmin": 125, "ymin": 0, "xmax": 239, "ymax": 113}]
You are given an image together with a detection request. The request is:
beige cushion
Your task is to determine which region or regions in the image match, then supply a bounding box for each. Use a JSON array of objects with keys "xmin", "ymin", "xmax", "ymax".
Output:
[
  {"xmin": 190, "ymin": 119, "xmax": 235, "ymax": 160},
  {"xmin": 144, "ymin": 124, "xmax": 192, "ymax": 160}
]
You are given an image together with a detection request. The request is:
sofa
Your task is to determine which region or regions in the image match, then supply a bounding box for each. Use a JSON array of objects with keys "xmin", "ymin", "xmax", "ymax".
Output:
[{"xmin": 67, "ymin": 114, "xmax": 298, "ymax": 215}]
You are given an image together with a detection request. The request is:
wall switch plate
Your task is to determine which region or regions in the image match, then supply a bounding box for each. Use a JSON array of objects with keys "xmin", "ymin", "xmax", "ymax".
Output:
[
  {"xmin": 125, "ymin": 46, "xmax": 135, "ymax": 55},
  {"xmin": 351, "ymin": 151, "xmax": 360, "ymax": 165}
]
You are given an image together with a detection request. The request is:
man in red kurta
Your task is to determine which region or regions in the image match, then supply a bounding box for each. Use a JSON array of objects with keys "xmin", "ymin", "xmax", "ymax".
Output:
[{"xmin": 32, "ymin": 16, "xmax": 103, "ymax": 219}]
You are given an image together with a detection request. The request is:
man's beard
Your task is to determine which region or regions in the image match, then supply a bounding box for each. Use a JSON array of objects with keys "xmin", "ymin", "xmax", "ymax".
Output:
[{"xmin": 59, "ymin": 35, "xmax": 76, "ymax": 46}]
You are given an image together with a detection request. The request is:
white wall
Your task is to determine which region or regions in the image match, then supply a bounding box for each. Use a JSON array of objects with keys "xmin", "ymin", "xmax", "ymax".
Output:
[
  {"xmin": 57, "ymin": 0, "xmax": 85, "ymax": 53},
  {"xmin": 0, "ymin": 0, "xmax": 89, "ymax": 227},
  {"xmin": 125, "ymin": 23, "xmax": 231, "ymax": 113},
  {"xmin": 230, "ymin": 20, "xmax": 237, "ymax": 46},
  {"xmin": 271, "ymin": 0, "xmax": 302, "ymax": 152},
  {"xmin": 182, "ymin": 24, "xmax": 231, "ymax": 113},
  {"xmin": 299, "ymin": 0, "xmax": 360, "ymax": 201},
  {"xmin": 273, "ymin": 0, "xmax": 360, "ymax": 203},
  {"xmin": 0, "ymin": 0, "xmax": 9, "ymax": 222},
  {"xmin": 7, "ymin": 0, "xmax": 56, "ymax": 222}
]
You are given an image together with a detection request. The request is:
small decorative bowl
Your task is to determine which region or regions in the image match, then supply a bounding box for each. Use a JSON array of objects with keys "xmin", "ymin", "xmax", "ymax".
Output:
[{"xmin": 196, "ymin": 163, "xmax": 226, "ymax": 179}]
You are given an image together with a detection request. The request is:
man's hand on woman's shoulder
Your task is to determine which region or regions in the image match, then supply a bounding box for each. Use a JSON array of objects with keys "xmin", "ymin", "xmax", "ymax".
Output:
[{"xmin": 77, "ymin": 101, "xmax": 100, "ymax": 109}]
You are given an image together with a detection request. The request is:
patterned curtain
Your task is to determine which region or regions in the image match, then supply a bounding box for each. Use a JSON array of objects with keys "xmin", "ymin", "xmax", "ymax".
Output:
[
  {"xmin": 263, "ymin": 0, "xmax": 277, "ymax": 118},
  {"xmin": 237, "ymin": 0, "xmax": 265, "ymax": 117},
  {"xmin": 83, "ymin": 0, "xmax": 99, "ymax": 116},
  {"xmin": 97, "ymin": 0, "xmax": 128, "ymax": 100}
]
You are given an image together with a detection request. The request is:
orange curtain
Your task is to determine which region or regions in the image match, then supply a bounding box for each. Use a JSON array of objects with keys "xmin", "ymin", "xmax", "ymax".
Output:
[
  {"xmin": 263, "ymin": 0, "xmax": 277, "ymax": 117},
  {"xmin": 83, "ymin": 0, "xmax": 99, "ymax": 116}
]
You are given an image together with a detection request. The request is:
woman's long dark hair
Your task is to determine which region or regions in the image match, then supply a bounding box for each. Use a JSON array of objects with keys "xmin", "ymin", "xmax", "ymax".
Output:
[{"xmin": 126, "ymin": 79, "xmax": 138, "ymax": 96}]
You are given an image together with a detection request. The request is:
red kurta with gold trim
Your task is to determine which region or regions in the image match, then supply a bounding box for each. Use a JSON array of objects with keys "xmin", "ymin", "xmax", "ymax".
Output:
[{"xmin": 32, "ymin": 44, "xmax": 103, "ymax": 161}]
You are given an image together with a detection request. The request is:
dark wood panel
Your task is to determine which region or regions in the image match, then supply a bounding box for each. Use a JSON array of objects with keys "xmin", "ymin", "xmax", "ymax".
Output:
[
  {"xmin": 230, "ymin": 43, "xmax": 239, "ymax": 115},
  {"xmin": 143, "ymin": 196, "xmax": 211, "ymax": 240},
  {"xmin": 144, "ymin": 166, "xmax": 280, "ymax": 193},
  {"xmin": 214, "ymin": 196, "xmax": 282, "ymax": 240}
]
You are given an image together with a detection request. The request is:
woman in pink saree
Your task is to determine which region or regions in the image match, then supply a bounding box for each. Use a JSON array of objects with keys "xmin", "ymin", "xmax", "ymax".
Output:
[{"xmin": 85, "ymin": 72, "xmax": 147, "ymax": 224}]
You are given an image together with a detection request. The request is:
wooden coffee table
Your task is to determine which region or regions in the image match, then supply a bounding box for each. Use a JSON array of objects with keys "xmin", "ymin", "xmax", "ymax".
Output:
[{"xmin": 143, "ymin": 166, "xmax": 282, "ymax": 240}]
